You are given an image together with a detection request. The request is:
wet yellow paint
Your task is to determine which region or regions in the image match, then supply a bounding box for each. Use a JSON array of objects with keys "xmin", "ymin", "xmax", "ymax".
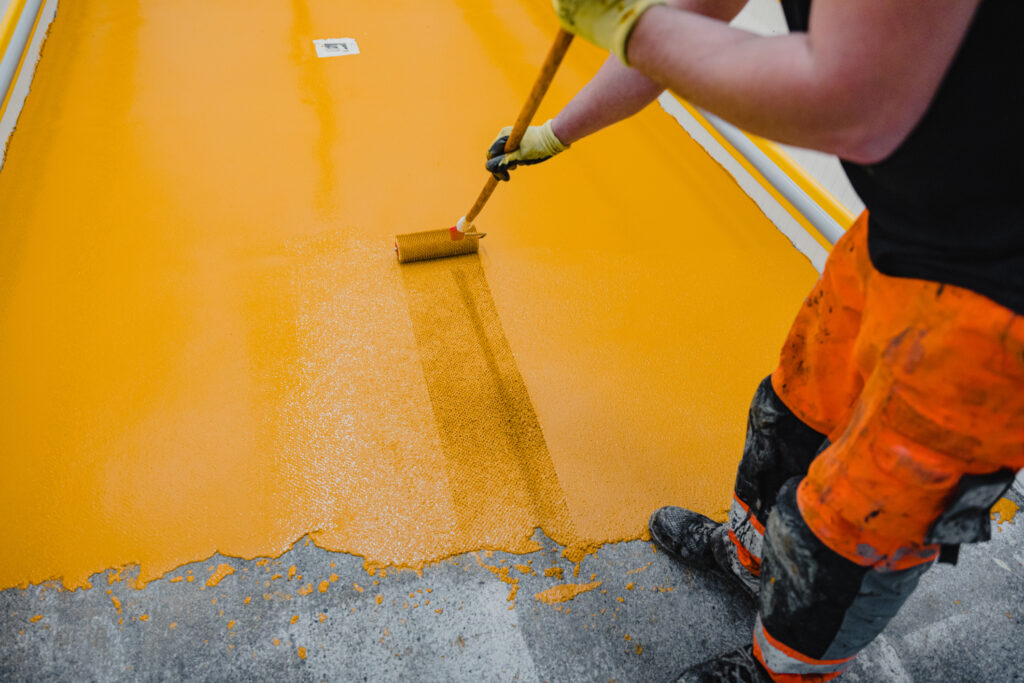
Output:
[
  {"xmin": 991, "ymin": 498, "xmax": 1018, "ymax": 526},
  {"xmin": 0, "ymin": 0, "xmax": 816, "ymax": 590},
  {"xmin": 534, "ymin": 581, "xmax": 603, "ymax": 605}
]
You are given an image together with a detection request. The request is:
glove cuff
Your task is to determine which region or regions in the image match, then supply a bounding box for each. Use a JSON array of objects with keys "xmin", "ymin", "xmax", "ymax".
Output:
[
  {"xmin": 538, "ymin": 119, "xmax": 569, "ymax": 156},
  {"xmin": 612, "ymin": 0, "xmax": 667, "ymax": 65}
]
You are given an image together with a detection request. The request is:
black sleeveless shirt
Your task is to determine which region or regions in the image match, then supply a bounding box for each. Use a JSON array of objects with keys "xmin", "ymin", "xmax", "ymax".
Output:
[{"xmin": 781, "ymin": 0, "xmax": 1024, "ymax": 314}]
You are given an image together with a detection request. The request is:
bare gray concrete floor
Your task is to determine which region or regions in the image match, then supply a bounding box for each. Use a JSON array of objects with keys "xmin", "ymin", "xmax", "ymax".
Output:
[{"xmin": 2, "ymin": 493, "xmax": 1022, "ymax": 682}]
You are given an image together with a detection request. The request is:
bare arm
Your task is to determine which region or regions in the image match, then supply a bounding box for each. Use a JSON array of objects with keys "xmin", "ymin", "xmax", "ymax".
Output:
[
  {"xmin": 626, "ymin": 0, "xmax": 980, "ymax": 163},
  {"xmin": 551, "ymin": 0, "xmax": 748, "ymax": 145}
]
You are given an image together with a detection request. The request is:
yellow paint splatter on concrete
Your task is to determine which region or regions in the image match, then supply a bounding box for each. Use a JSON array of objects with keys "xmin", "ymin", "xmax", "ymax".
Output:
[
  {"xmin": 273, "ymin": 638, "xmax": 280, "ymax": 646},
  {"xmin": 290, "ymin": 615, "xmax": 299, "ymax": 624},
  {"xmin": 627, "ymin": 562, "xmax": 652, "ymax": 576},
  {"xmin": 625, "ymin": 582, "xmax": 635, "ymax": 591},
  {"xmin": 534, "ymin": 581, "xmax": 603, "ymax": 605},
  {"xmin": 169, "ymin": 577, "xmax": 183, "ymax": 584},
  {"xmin": 352, "ymin": 583, "xmax": 364, "ymax": 593},
  {"xmin": 0, "ymin": 0, "xmax": 817, "ymax": 591},
  {"xmin": 318, "ymin": 613, "xmax": 326, "ymax": 623},
  {"xmin": 206, "ymin": 564, "xmax": 235, "ymax": 588},
  {"xmin": 287, "ymin": 565, "xmax": 297, "ymax": 581},
  {"xmin": 227, "ymin": 620, "xmax": 236, "ymax": 629},
  {"xmin": 515, "ymin": 564, "xmax": 534, "ymax": 575},
  {"xmin": 991, "ymin": 498, "xmax": 1018, "ymax": 526},
  {"xmin": 297, "ymin": 583, "xmax": 313, "ymax": 596},
  {"xmin": 375, "ymin": 595, "xmax": 383, "ymax": 605},
  {"xmin": 243, "ymin": 596, "xmax": 251, "ymax": 605},
  {"xmin": 544, "ymin": 567, "xmax": 564, "ymax": 580},
  {"xmin": 29, "ymin": 615, "xmax": 42, "ymax": 623},
  {"xmin": 139, "ymin": 614, "xmax": 149, "ymax": 622},
  {"xmin": 329, "ymin": 574, "xmax": 339, "ymax": 583},
  {"xmin": 169, "ymin": 622, "xmax": 177, "ymax": 629},
  {"xmin": 318, "ymin": 581, "xmax": 329, "ymax": 594},
  {"xmin": 297, "ymin": 646, "xmax": 307, "ymax": 660},
  {"xmin": 110, "ymin": 596, "xmax": 122, "ymax": 614}
]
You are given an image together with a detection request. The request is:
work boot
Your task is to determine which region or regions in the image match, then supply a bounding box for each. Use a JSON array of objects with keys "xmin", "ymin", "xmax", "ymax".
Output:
[
  {"xmin": 675, "ymin": 645, "xmax": 773, "ymax": 683},
  {"xmin": 649, "ymin": 506, "xmax": 757, "ymax": 597}
]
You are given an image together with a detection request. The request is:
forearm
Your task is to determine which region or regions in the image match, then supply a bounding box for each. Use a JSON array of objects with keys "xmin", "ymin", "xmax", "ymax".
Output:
[
  {"xmin": 624, "ymin": 2, "xmax": 979, "ymax": 163},
  {"xmin": 551, "ymin": 0, "xmax": 747, "ymax": 146},
  {"xmin": 625, "ymin": 8, "xmax": 853, "ymax": 155},
  {"xmin": 551, "ymin": 56, "xmax": 661, "ymax": 145}
]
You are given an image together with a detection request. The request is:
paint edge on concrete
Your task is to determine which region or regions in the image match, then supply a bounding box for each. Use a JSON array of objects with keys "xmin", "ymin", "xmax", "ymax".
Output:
[
  {"xmin": 0, "ymin": 0, "xmax": 57, "ymax": 171},
  {"xmin": 656, "ymin": 91, "xmax": 830, "ymax": 273}
]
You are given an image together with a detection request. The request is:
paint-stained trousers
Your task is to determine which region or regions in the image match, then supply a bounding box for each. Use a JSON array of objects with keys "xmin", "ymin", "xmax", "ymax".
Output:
[{"xmin": 721, "ymin": 213, "xmax": 1024, "ymax": 682}]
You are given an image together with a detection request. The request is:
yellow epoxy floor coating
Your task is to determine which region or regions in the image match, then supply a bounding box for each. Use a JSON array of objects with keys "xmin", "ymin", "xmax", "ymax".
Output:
[{"xmin": 0, "ymin": 0, "xmax": 818, "ymax": 590}]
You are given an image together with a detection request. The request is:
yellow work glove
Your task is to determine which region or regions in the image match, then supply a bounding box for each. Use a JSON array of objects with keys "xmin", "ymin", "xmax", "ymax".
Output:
[
  {"xmin": 485, "ymin": 119, "xmax": 568, "ymax": 182},
  {"xmin": 552, "ymin": 0, "xmax": 666, "ymax": 64}
]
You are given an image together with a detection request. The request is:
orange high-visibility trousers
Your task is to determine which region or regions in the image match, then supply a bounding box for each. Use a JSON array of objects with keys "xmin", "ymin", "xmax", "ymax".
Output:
[{"xmin": 730, "ymin": 212, "xmax": 1024, "ymax": 681}]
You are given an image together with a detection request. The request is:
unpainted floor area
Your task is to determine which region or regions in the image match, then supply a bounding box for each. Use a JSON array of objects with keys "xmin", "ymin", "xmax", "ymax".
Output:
[{"xmin": 2, "ymin": 508, "xmax": 1023, "ymax": 681}]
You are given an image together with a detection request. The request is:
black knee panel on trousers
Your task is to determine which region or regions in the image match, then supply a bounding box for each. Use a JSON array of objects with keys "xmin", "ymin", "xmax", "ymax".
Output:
[
  {"xmin": 735, "ymin": 376, "xmax": 827, "ymax": 523},
  {"xmin": 759, "ymin": 478, "xmax": 931, "ymax": 661}
]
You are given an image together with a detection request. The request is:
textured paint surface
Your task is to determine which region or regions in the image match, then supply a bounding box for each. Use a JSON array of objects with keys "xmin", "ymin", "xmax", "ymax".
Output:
[
  {"xmin": 0, "ymin": 0, "xmax": 817, "ymax": 590},
  {"xmin": 991, "ymin": 498, "xmax": 1018, "ymax": 526},
  {"xmin": 534, "ymin": 581, "xmax": 604, "ymax": 604}
]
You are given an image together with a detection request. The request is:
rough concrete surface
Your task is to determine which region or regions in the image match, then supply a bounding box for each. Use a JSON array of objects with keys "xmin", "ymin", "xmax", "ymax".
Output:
[{"xmin": 2, "ymin": 491, "xmax": 1022, "ymax": 682}]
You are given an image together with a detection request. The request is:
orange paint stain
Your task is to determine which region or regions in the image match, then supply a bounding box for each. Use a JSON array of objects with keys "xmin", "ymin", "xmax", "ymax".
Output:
[
  {"xmin": 273, "ymin": 638, "xmax": 280, "ymax": 647},
  {"xmin": 243, "ymin": 596, "xmax": 252, "ymax": 605},
  {"xmin": 227, "ymin": 620, "xmax": 236, "ymax": 629},
  {"xmin": 534, "ymin": 581, "xmax": 603, "ymax": 605},
  {"xmin": 289, "ymin": 615, "xmax": 299, "ymax": 625},
  {"xmin": 169, "ymin": 622, "xmax": 177, "ymax": 629},
  {"xmin": 139, "ymin": 614, "xmax": 149, "ymax": 622},
  {"xmin": 375, "ymin": 595, "xmax": 383, "ymax": 605},
  {"xmin": 0, "ymin": 0, "xmax": 817, "ymax": 591},
  {"xmin": 206, "ymin": 564, "xmax": 235, "ymax": 588},
  {"xmin": 318, "ymin": 613, "xmax": 326, "ymax": 623},
  {"xmin": 297, "ymin": 583, "xmax": 313, "ymax": 596},
  {"xmin": 29, "ymin": 615, "xmax": 42, "ymax": 623},
  {"xmin": 287, "ymin": 566, "xmax": 297, "ymax": 581},
  {"xmin": 318, "ymin": 581, "xmax": 329, "ymax": 594},
  {"xmin": 991, "ymin": 498, "xmax": 1018, "ymax": 526},
  {"xmin": 544, "ymin": 567, "xmax": 564, "ymax": 580},
  {"xmin": 297, "ymin": 646, "xmax": 306, "ymax": 660}
]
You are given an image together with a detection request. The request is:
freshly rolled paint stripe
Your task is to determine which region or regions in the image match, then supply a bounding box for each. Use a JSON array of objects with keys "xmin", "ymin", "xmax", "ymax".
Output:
[
  {"xmin": 0, "ymin": 0, "xmax": 43, "ymax": 116},
  {"xmin": 698, "ymin": 109, "xmax": 848, "ymax": 246}
]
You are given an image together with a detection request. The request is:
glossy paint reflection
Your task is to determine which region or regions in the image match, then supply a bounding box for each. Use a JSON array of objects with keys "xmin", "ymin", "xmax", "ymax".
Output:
[{"xmin": 0, "ymin": 0, "xmax": 817, "ymax": 589}]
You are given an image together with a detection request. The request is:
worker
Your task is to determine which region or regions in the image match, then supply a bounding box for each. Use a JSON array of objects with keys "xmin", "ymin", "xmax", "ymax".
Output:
[{"xmin": 485, "ymin": 1, "xmax": 1024, "ymax": 680}]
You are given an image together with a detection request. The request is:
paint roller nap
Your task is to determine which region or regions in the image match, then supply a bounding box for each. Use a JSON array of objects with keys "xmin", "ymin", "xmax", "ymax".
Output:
[{"xmin": 395, "ymin": 227, "xmax": 480, "ymax": 263}]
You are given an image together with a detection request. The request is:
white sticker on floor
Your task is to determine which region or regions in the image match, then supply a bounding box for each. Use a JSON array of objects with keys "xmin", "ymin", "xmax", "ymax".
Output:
[{"xmin": 313, "ymin": 38, "xmax": 360, "ymax": 58}]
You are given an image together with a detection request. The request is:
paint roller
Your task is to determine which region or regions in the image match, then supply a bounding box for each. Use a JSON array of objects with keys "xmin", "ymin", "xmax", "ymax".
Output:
[{"xmin": 394, "ymin": 29, "xmax": 574, "ymax": 264}]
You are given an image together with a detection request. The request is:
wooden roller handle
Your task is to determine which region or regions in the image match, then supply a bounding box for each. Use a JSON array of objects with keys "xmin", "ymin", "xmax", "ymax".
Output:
[{"xmin": 464, "ymin": 29, "xmax": 574, "ymax": 226}]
